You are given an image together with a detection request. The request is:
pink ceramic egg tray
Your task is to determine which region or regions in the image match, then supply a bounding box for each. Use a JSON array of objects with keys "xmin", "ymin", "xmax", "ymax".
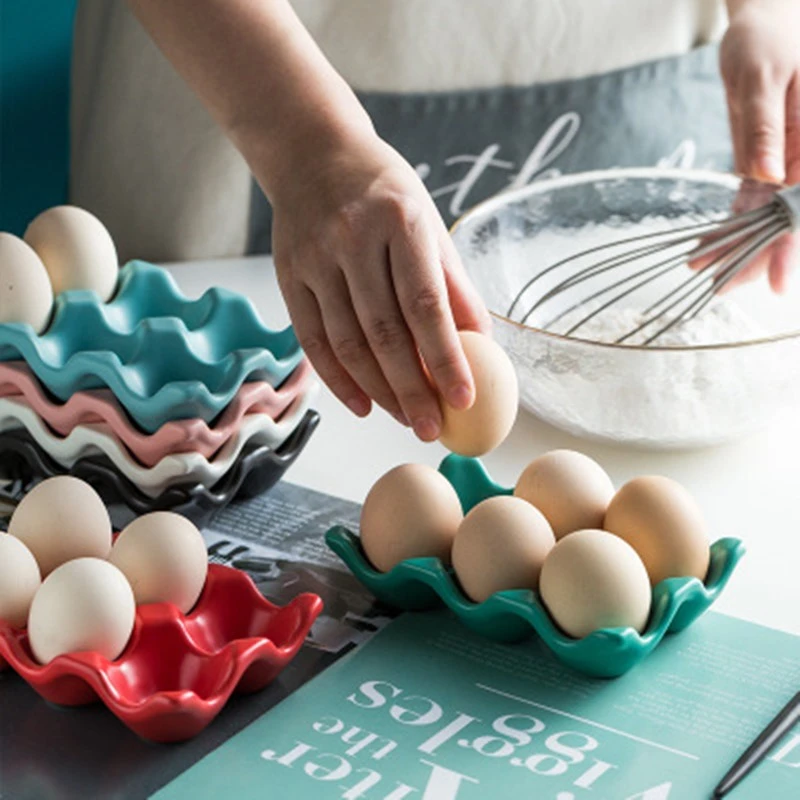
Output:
[
  {"xmin": 0, "ymin": 564, "xmax": 323, "ymax": 742},
  {"xmin": 0, "ymin": 359, "xmax": 313, "ymax": 467}
]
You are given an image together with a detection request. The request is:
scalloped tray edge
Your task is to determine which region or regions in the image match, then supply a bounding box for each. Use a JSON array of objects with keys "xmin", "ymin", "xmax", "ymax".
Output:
[{"xmin": 325, "ymin": 454, "xmax": 746, "ymax": 677}]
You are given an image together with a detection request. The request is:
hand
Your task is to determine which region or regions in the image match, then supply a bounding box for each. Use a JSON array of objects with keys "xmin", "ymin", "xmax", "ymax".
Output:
[
  {"xmin": 720, "ymin": 0, "xmax": 800, "ymax": 292},
  {"xmin": 269, "ymin": 131, "xmax": 491, "ymax": 442}
]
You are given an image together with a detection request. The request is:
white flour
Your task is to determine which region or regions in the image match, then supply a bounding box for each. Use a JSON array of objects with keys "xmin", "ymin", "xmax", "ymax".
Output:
[
  {"xmin": 550, "ymin": 296, "xmax": 766, "ymax": 347},
  {"xmin": 477, "ymin": 224, "xmax": 790, "ymax": 446}
]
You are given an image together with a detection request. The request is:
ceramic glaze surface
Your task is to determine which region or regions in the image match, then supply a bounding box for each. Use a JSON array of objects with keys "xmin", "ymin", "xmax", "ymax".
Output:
[
  {"xmin": 326, "ymin": 455, "xmax": 744, "ymax": 677},
  {"xmin": 0, "ymin": 261, "xmax": 303, "ymax": 432},
  {"xmin": 0, "ymin": 387, "xmax": 317, "ymax": 496},
  {"xmin": 0, "ymin": 359, "xmax": 314, "ymax": 466},
  {"xmin": 0, "ymin": 410, "xmax": 320, "ymax": 526},
  {"xmin": 0, "ymin": 564, "xmax": 323, "ymax": 741}
]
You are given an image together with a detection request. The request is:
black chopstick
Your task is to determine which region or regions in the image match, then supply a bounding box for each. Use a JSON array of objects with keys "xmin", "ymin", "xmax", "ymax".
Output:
[{"xmin": 712, "ymin": 690, "xmax": 800, "ymax": 798}]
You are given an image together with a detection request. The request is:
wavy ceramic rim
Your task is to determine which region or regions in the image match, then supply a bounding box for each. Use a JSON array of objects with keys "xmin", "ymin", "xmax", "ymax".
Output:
[
  {"xmin": 0, "ymin": 386, "xmax": 318, "ymax": 496},
  {"xmin": 0, "ymin": 261, "xmax": 303, "ymax": 431},
  {"xmin": 0, "ymin": 359, "xmax": 314, "ymax": 467},
  {"xmin": 325, "ymin": 454, "xmax": 745, "ymax": 677},
  {"xmin": 0, "ymin": 410, "xmax": 321, "ymax": 520},
  {"xmin": 0, "ymin": 565, "xmax": 323, "ymax": 742},
  {"xmin": 450, "ymin": 166, "xmax": 800, "ymax": 352}
]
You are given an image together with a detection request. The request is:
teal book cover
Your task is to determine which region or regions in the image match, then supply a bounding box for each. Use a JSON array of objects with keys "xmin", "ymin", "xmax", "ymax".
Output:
[{"xmin": 155, "ymin": 610, "xmax": 800, "ymax": 799}]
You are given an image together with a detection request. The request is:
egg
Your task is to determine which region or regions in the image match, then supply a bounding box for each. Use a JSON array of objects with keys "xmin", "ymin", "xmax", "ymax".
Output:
[
  {"xmin": 360, "ymin": 463, "xmax": 463, "ymax": 572},
  {"xmin": 539, "ymin": 529, "xmax": 652, "ymax": 638},
  {"xmin": 438, "ymin": 331, "xmax": 519, "ymax": 457},
  {"xmin": 604, "ymin": 475, "xmax": 710, "ymax": 585},
  {"xmin": 0, "ymin": 533, "xmax": 42, "ymax": 628},
  {"xmin": 0, "ymin": 232, "xmax": 54, "ymax": 333},
  {"xmin": 27, "ymin": 557, "xmax": 135, "ymax": 664},
  {"xmin": 452, "ymin": 495, "xmax": 555, "ymax": 603},
  {"xmin": 24, "ymin": 205, "xmax": 118, "ymax": 301},
  {"xmin": 514, "ymin": 450, "xmax": 614, "ymax": 540},
  {"xmin": 109, "ymin": 512, "xmax": 208, "ymax": 613},
  {"xmin": 8, "ymin": 476, "xmax": 112, "ymax": 577}
]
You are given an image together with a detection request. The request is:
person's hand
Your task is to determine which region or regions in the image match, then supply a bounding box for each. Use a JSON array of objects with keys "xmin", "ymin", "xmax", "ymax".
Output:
[
  {"xmin": 269, "ymin": 130, "xmax": 491, "ymax": 442},
  {"xmin": 719, "ymin": 0, "xmax": 800, "ymax": 292}
]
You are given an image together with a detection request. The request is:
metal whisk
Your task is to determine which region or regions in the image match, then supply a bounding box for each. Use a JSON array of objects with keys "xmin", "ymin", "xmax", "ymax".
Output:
[{"xmin": 507, "ymin": 182, "xmax": 800, "ymax": 345}]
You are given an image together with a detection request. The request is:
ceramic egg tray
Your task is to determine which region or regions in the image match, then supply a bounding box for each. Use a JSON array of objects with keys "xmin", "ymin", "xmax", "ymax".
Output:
[
  {"xmin": 0, "ymin": 410, "xmax": 320, "ymax": 528},
  {"xmin": 326, "ymin": 454, "xmax": 745, "ymax": 678},
  {"xmin": 0, "ymin": 359, "xmax": 314, "ymax": 467},
  {"xmin": 0, "ymin": 386, "xmax": 317, "ymax": 497},
  {"xmin": 0, "ymin": 563, "xmax": 323, "ymax": 742},
  {"xmin": 0, "ymin": 260, "xmax": 304, "ymax": 433}
]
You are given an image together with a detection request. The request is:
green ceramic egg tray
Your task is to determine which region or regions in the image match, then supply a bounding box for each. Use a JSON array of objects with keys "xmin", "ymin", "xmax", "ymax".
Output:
[{"xmin": 325, "ymin": 455, "xmax": 745, "ymax": 678}]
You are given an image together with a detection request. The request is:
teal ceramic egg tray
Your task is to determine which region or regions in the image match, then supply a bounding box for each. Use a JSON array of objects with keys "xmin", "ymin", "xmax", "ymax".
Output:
[
  {"xmin": 0, "ymin": 261, "xmax": 303, "ymax": 433},
  {"xmin": 326, "ymin": 455, "xmax": 745, "ymax": 678}
]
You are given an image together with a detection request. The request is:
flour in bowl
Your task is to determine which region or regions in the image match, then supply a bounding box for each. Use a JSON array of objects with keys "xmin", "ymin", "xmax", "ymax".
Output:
[{"xmin": 549, "ymin": 296, "xmax": 766, "ymax": 347}]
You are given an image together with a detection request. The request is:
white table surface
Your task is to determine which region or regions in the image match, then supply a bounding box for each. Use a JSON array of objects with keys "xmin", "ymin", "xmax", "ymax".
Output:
[{"xmin": 165, "ymin": 256, "xmax": 800, "ymax": 639}]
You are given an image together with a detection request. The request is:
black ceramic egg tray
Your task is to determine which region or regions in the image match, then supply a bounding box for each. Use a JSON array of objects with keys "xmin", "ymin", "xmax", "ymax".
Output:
[{"xmin": 0, "ymin": 410, "xmax": 319, "ymax": 529}]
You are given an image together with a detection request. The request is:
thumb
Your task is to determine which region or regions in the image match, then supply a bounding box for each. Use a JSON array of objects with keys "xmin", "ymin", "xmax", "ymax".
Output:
[{"xmin": 741, "ymin": 79, "xmax": 786, "ymax": 183}]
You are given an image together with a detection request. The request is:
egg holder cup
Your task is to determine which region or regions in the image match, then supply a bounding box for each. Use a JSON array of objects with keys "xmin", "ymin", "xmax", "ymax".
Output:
[
  {"xmin": 0, "ymin": 359, "xmax": 314, "ymax": 467},
  {"xmin": 0, "ymin": 410, "xmax": 320, "ymax": 528},
  {"xmin": 0, "ymin": 386, "xmax": 317, "ymax": 497},
  {"xmin": 0, "ymin": 261, "xmax": 304, "ymax": 433},
  {"xmin": 325, "ymin": 454, "xmax": 745, "ymax": 678},
  {"xmin": 0, "ymin": 563, "xmax": 323, "ymax": 742}
]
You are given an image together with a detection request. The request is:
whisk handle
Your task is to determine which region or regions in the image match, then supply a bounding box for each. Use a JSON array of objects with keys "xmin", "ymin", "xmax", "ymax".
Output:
[{"xmin": 775, "ymin": 184, "xmax": 800, "ymax": 232}]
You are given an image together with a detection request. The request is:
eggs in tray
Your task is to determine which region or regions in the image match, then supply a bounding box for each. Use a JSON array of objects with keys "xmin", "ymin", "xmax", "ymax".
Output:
[
  {"xmin": 0, "ymin": 206, "xmax": 317, "ymax": 524},
  {"xmin": 0, "ymin": 476, "xmax": 322, "ymax": 741},
  {"xmin": 327, "ymin": 452, "xmax": 744, "ymax": 677}
]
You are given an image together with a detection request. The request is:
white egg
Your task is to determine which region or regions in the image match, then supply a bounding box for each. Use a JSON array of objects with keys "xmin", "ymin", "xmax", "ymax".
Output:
[
  {"xmin": 0, "ymin": 232, "xmax": 54, "ymax": 333},
  {"xmin": 539, "ymin": 529, "xmax": 652, "ymax": 638},
  {"xmin": 0, "ymin": 533, "xmax": 41, "ymax": 628},
  {"xmin": 8, "ymin": 476, "xmax": 112, "ymax": 577},
  {"xmin": 109, "ymin": 512, "xmax": 208, "ymax": 613},
  {"xmin": 24, "ymin": 205, "xmax": 118, "ymax": 301},
  {"xmin": 28, "ymin": 557, "xmax": 135, "ymax": 664}
]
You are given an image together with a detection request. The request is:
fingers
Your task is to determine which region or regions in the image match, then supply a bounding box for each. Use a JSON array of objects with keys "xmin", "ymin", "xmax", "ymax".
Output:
[
  {"xmin": 768, "ymin": 232, "xmax": 800, "ymax": 294},
  {"xmin": 771, "ymin": 76, "xmax": 800, "ymax": 294},
  {"xmin": 282, "ymin": 279, "xmax": 373, "ymax": 417},
  {"xmin": 737, "ymin": 70, "xmax": 786, "ymax": 182},
  {"xmin": 312, "ymin": 268, "xmax": 408, "ymax": 422},
  {"xmin": 439, "ymin": 233, "xmax": 493, "ymax": 335},
  {"xmin": 387, "ymin": 204, "xmax": 476, "ymax": 414},
  {"xmin": 340, "ymin": 229, "xmax": 445, "ymax": 441},
  {"xmin": 785, "ymin": 75, "xmax": 800, "ymax": 183}
]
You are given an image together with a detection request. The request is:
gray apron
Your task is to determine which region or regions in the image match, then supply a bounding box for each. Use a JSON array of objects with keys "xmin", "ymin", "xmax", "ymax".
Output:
[{"xmin": 248, "ymin": 44, "xmax": 732, "ymax": 253}]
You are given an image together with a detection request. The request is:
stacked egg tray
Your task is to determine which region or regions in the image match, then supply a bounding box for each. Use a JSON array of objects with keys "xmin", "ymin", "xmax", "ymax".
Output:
[
  {"xmin": 0, "ymin": 261, "xmax": 319, "ymax": 525},
  {"xmin": 0, "ymin": 561, "xmax": 323, "ymax": 742},
  {"xmin": 326, "ymin": 455, "xmax": 745, "ymax": 678}
]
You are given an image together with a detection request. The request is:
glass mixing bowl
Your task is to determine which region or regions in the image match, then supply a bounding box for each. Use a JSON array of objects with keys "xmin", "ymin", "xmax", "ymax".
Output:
[{"xmin": 451, "ymin": 168, "xmax": 800, "ymax": 449}]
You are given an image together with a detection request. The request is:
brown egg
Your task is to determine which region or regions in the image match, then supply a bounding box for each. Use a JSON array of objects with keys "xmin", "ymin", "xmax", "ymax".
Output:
[
  {"xmin": 514, "ymin": 449, "xmax": 614, "ymax": 540},
  {"xmin": 438, "ymin": 331, "xmax": 518, "ymax": 457},
  {"xmin": 539, "ymin": 529, "xmax": 652, "ymax": 638},
  {"xmin": 360, "ymin": 464, "xmax": 463, "ymax": 572},
  {"xmin": 452, "ymin": 495, "xmax": 555, "ymax": 603},
  {"xmin": 604, "ymin": 475, "xmax": 710, "ymax": 586}
]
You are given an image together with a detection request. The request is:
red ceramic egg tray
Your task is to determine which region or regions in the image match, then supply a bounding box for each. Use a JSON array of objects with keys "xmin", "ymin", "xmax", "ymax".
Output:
[{"xmin": 0, "ymin": 564, "xmax": 323, "ymax": 742}]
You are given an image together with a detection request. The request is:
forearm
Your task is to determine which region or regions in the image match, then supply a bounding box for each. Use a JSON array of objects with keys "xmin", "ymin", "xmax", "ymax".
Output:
[{"xmin": 127, "ymin": 0, "xmax": 373, "ymax": 199}]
